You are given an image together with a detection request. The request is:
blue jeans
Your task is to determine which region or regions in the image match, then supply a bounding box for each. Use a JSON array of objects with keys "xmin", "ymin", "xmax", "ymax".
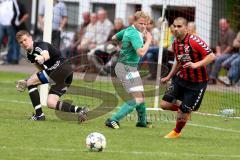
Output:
[
  {"xmin": 228, "ymin": 54, "xmax": 240, "ymax": 83},
  {"xmin": 0, "ymin": 24, "xmax": 19, "ymax": 63},
  {"xmin": 146, "ymin": 47, "xmax": 159, "ymax": 75},
  {"xmin": 209, "ymin": 54, "xmax": 232, "ymax": 79},
  {"xmin": 222, "ymin": 53, "xmax": 239, "ymax": 68}
]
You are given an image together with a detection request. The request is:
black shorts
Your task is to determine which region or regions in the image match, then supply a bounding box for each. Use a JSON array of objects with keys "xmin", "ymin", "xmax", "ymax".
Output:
[
  {"xmin": 162, "ymin": 76, "xmax": 207, "ymax": 113},
  {"xmin": 37, "ymin": 62, "xmax": 73, "ymax": 97}
]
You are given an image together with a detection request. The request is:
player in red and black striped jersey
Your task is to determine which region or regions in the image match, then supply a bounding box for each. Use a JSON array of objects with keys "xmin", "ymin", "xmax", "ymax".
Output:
[
  {"xmin": 160, "ymin": 17, "xmax": 215, "ymax": 138},
  {"xmin": 16, "ymin": 30, "xmax": 88, "ymax": 122}
]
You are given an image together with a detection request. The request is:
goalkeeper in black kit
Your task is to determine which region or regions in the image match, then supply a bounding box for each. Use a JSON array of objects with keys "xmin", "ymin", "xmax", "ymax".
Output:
[{"xmin": 15, "ymin": 30, "xmax": 88, "ymax": 121}]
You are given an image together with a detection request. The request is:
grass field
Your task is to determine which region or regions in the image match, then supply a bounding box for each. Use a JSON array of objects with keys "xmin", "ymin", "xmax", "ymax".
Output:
[{"xmin": 0, "ymin": 71, "xmax": 240, "ymax": 160}]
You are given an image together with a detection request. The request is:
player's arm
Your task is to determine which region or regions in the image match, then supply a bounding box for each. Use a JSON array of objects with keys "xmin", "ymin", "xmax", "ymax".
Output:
[
  {"xmin": 112, "ymin": 28, "xmax": 126, "ymax": 41},
  {"xmin": 136, "ymin": 31, "xmax": 152, "ymax": 57},
  {"xmin": 34, "ymin": 50, "xmax": 50, "ymax": 64},
  {"xmin": 112, "ymin": 35, "xmax": 118, "ymax": 41},
  {"xmin": 161, "ymin": 58, "xmax": 181, "ymax": 83},
  {"xmin": 183, "ymin": 52, "xmax": 215, "ymax": 69},
  {"xmin": 183, "ymin": 37, "xmax": 216, "ymax": 69}
]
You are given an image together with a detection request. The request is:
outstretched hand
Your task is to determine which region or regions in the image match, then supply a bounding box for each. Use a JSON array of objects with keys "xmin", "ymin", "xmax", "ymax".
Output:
[{"xmin": 16, "ymin": 79, "xmax": 27, "ymax": 92}]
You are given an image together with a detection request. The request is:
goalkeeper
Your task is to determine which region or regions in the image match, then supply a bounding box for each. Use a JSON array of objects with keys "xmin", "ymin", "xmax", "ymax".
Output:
[
  {"xmin": 105, "ymin": 11, "xmax": 152, "ymax": 129},
  {"xmin": 15, "ymin": 30, "xmax": 88, "ymax": 121}
]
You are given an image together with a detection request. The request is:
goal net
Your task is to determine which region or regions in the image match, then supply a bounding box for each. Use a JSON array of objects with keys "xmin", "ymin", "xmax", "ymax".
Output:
[{"xmin": 38, "ymin": 0, "xmax": 240, "ymax": 119}]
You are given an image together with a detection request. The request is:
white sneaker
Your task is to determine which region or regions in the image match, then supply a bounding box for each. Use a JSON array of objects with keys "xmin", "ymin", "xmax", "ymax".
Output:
[{"xmin": 218, "ymin": 76, "xmax": 231, "ymax": 86}]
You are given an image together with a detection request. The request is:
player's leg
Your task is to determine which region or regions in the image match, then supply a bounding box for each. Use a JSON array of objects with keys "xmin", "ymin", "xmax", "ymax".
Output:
[
  {"xmin": 26, "ymin": 72, "xmax": 45, "ymax": 120},
  {"xmin": 47, "ymin": 93, "xmax": 88, "ymax": 114},
  {"xmin": 160, "ymin": 82, "xmax": 183, "ymax": 111},
  {"xmin": 105, "ymin": 63, "xmax": 139, "ymax": 129},
  {"xmin": 110, "ymin": 76, "xmax": 144, "ymax": 123},
  {"xmin": 48, "ymin": 72, "xmax": 89, "ymax": 122},
  {"xmin": 160, "ymin": 100, "xmax": 180, "ymax": 111},
  {"xmin": 165, "ymin": 85, "xmax": 207, "ymax": 138},
  {"xmin": 160, "ymin": 81, "xmax": 185, "ymax": 138},
  {"xmin": 131, "ymin": 91, "xmax": 150, "ymax": 127}
]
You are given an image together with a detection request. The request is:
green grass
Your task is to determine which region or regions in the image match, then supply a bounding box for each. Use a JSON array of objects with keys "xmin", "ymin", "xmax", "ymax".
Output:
[{"xmin": 0, "ymin": 71, "xmax": 240, "ymax": 160}]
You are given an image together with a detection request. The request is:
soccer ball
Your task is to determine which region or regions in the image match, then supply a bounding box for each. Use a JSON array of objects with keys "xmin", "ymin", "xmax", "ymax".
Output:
[{"xmin": 86, "ymin": 132, "xmax": 106, "ymax": 152}]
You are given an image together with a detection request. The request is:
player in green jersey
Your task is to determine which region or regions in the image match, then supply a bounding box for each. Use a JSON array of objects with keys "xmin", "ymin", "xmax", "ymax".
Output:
[{"xmin": 105, "ymin": 11, "xmax": 152, "ymax": 129}]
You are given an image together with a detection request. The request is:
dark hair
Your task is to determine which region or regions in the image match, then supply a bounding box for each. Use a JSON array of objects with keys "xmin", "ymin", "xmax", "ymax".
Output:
[{"xmin": 174, "ymin": 17, "xmax": 188, "ymax": 26}]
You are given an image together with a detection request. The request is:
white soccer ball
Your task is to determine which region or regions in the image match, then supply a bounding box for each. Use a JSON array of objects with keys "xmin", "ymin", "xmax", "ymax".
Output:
[{"xmin": 86, "ymin": 132, "xmax": 106, "ymax": 152}]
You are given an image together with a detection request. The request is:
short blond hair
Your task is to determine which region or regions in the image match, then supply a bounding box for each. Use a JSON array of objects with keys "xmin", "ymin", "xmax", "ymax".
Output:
[
  {"xmin": 16, "ymin": 30, "xmax": 31, "ymax": 41},
  {"xmin": 134, "ymin": 11, "xmax": 150, "ymax": 21}
]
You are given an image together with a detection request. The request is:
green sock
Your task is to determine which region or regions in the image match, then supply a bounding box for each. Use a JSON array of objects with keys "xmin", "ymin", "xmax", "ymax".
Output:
[
  {"xmin": 111, "ymin": 100, "xmax": 137, "ymax": 122},
  {"xmin": 136, "ymin": 102, "xmax": 147, "ymax": 125}
]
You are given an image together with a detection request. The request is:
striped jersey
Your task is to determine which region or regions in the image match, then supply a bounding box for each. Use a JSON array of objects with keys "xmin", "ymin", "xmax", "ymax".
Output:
[{"xmin": 173, "ymin": 33, "xmax": 212, "ymax": 83}]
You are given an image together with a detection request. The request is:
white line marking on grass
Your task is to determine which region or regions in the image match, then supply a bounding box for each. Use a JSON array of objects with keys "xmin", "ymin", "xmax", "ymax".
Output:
[
  {"xmin": 187, "ymin": 122, "xmax": 240, "ymax": 134},
  {"xmin": 161, "ymin": 119, "xmax": 240, "ymax": 134},
  {"xmin": 1, "ymin": 146, "xmax": 240, "ymax": 158},
  {"xmin": 194, "ymin": 111, "xmax": 240, "ymax": 119},
  {"xmin": 106, "ymin": 150, "xmax": 240, "ymax": 158},
  {"xmin": 146, "ymin": 108, "xmax": 240, "ymax": 119},
  {"xmin": 0, "ymin": 99, "xmax": 30, "ymax": 104},
  {"xmin": 0, "ymin": 98, "xmax": 239, "ymax": 134}
]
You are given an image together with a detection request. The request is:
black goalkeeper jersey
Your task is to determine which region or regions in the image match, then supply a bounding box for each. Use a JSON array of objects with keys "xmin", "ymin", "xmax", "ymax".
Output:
[{"xmin": 27, "ymin": 41, "xmax": 64, "ymax": 70}]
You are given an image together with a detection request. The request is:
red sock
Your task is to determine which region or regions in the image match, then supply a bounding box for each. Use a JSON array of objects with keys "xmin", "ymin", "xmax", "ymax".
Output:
[
  {"xmin": 174, "ymin": 113, "xmax": 189, "ymax": 133},
  {"xmin": 170, "ymin": 104, "xmax": 179, "ymax": 111}
]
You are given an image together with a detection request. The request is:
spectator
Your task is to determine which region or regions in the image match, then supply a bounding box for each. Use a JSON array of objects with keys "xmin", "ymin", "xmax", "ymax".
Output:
[
  {"xmin": 218, "ymin": 31, "xmax": 240, "ymax": 86},
  {"xmin": 87, "ymin": 18, "xmax": 125, "ymax": 75},
  {"xmin": 94, "ymin": 9, "xmax": 113, "ymax": 47},
  {"xmin": 145, "ymin": 18, "xmax": 173, "ymax": 80},
  {"xmin": 78, "ymin": 11, "xmax": 91, "ymax": 44},
  {"xmin": 38, "ymin": 0, "xmax": 68, "ymax": 49},
  {"xmin": 78, "ymin": 13, "xmax": 98, "ymax": 52},
  {"xmin": 73, "ymin": 11, "xmax": 91, "ymax": 52},
  {"xmin": 140, "ymin": 19, "xmax": 161, "ymax": 79},
  {"xmin": 0, "ymin": 0, "xmax": 18, "ymax": 64},
  {"xmin": 127, "ymin": 15, "xmax": 135, "ymax": 26},
  {"xmin": 187, "ymin": 21, "xmax": 196, "ymax": 35},
  {"xmin": 208, "ymin": 18, "xmax": 236, "ymax": 84},
  {"xmin": 11, "ymin": 0, "xmax": 29, "ymax": 64},
  {"xmin": 12, "ymin": 0, "xmax": 29, "ymax": 31},
  {"xmin": 61, "ymin": 11, "xmax": 90, "ymax": 58}
]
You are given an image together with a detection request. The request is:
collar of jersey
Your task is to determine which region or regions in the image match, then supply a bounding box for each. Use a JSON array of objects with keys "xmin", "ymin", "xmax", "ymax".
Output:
[
  {"xmin": 177, "ymin": 33, "xmax": 189, "ymax": 43},
  {"xmin": 131, "ymin": 25, "xmax": 143, "ymax": 36}
]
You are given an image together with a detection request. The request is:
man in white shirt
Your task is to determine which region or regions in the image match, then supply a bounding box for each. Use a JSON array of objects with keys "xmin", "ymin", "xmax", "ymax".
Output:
[
  {"xmin": 95, "ymin": 9, "xmax": 113, "ymax": 46},
  {"xmin": 0, "ymin": 0, "xmax": 19, "ymax": 64}
]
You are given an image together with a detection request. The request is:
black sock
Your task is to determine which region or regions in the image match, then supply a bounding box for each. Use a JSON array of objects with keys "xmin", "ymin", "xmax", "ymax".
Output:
[
  {"xmin": 56, "ymin": 101, "xmax": 81, "ymax": 113},
  {"xmin": 28, "ymin": 85, "xmax": 43, "ymax": 116}
]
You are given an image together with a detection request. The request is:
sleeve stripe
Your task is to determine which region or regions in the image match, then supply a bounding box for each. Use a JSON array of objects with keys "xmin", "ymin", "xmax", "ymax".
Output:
[
  {"xmin": 35, "ymin": 47, "xmax": 43, "ymax": 53},
  {"xmin": 190, "ymin": 35, "xmax": 212, "ymax": 53}
]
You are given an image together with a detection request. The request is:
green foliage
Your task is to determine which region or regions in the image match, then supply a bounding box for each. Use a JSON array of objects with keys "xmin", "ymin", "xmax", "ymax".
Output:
[{"xmin": 225, "ymin": 0, "xmax": 240, "ymax": 30}]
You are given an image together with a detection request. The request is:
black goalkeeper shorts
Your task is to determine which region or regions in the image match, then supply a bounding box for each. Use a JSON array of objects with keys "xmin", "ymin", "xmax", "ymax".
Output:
[{"xmin": 37, "ymin": 62, "xmax": 73, "ymax": 97}]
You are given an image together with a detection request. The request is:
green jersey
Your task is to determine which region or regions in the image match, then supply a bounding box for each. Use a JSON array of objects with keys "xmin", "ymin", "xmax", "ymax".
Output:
[{"xmin": 116, "ymin": 26, "xmax": 144, "ymax": 67}]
